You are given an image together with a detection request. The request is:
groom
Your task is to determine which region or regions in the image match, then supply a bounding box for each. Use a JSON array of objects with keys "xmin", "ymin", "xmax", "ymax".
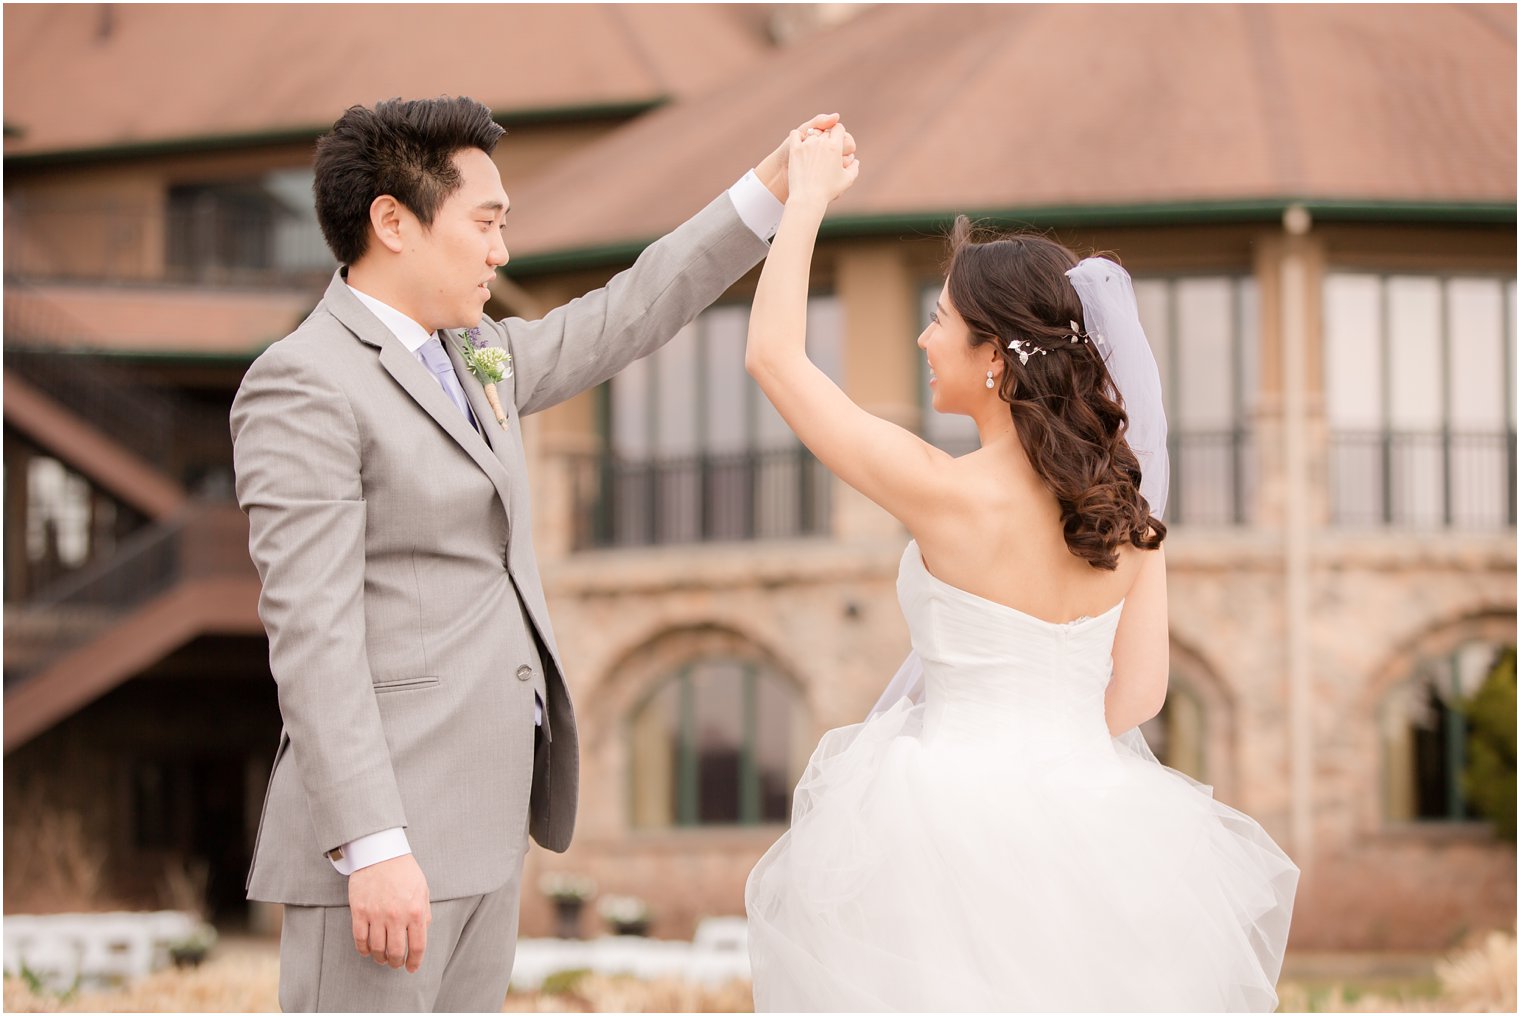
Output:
[{"xmin": 231, "ymin": 96, "xmax": 852, "ymax": 1011}]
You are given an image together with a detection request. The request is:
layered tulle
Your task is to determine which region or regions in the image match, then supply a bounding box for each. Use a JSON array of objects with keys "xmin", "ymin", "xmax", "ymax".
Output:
[{"xmin": 745, "ymin": 543, "xmax": 1298, "ymax": 1012}]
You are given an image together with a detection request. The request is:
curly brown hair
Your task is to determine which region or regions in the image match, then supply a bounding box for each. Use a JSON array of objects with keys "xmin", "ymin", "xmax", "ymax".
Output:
[{"xmin": 945, "ymin": 216, "xmax": 1165, "ymax": 569}]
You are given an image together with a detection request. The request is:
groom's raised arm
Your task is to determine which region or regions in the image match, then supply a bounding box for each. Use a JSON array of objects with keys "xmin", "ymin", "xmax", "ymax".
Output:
[
  {"xmin": 231, "ymin": 343, "xmax": 407, "ymax": 852},
  {"xmin": 500, "ymin": 114, "xmax": 852, "ymax": 417},
  {"xmin": 499, "ymin": 181, "xmax": 771, "ymax": 417}
]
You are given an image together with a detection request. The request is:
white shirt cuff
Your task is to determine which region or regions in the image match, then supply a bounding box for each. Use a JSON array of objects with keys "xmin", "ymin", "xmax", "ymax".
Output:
[
  {"xmin": 329, "ymin": 827, "xmax": 411, "ymax": 876},
  {"xmin": 727, "ymin": 169, "xmax": 784, "ymax": 242}
]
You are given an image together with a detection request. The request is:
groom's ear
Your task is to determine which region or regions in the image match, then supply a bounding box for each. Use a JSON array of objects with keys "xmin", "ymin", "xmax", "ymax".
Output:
[{"xmin": 368, "ymin": 195, "xmax": 408, "ymax": 256}]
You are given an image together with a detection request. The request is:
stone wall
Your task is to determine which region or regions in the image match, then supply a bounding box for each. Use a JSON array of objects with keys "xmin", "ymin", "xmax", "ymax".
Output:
[{"xmin": 517, "ymin": 527, "xmax": 1515, "ymax": 947}]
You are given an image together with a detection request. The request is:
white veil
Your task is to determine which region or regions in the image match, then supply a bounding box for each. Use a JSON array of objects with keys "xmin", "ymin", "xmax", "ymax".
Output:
[{"xmin": 867, "ymin": 257, "xmax": 1168, "ymax": 722}]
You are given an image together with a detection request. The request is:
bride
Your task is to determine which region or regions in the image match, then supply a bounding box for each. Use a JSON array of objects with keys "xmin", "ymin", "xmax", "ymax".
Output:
[{"xmin": 741, "ymin": 125, "xmax": 1299, "ymax": 1011}]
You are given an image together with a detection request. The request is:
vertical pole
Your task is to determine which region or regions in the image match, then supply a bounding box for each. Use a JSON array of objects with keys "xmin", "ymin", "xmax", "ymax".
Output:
[
  {"xmin": 1282, "ymin": 204, "xmax": 1315, "ymax": 863},
  {"xmin": 1379, "ymin": 276, "xmax": 1394, "ymax": 525},
  {"xmin": 1232, "ymin": 279, "xmax": 1247, "ymax": 525},
  {"xmin": 1439, "ymin": 278, "xmax": 1453, "ymax": 527},
  {"xmin": 3, "ymin": 438, "xmax": 31, "ymax": 602}
]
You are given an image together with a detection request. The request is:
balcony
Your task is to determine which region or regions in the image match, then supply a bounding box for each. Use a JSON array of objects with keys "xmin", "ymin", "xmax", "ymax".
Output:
[
  {"xmin": 563, "ymin": 447, "xmax": 832, "ymax": 550},
  {"xmin": 1329, "ymin": 429, "xmax": 1518, "ymax": 530}
]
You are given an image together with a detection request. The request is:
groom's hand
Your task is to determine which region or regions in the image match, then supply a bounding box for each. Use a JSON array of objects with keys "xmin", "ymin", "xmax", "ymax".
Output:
[
  {"xmin": 349, "ymin": 853, "xmax": 432, "ymax": 972},
  {"xmin": 756, "ymin": 113, "xmax": 857, "ymax": 203}
]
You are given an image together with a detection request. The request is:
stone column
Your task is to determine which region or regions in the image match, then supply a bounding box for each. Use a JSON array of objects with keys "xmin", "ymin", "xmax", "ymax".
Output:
[
  {"xmin": 515, "ymin": 281, "xmax": 595, "ymax": 563},
  {"xmin": 831, "ymin": 243, "xmax": 919, "ymax": 544},
  {"xmin": 1277, "ymin": 205, "xmax": 1322, "ymax": 864}
]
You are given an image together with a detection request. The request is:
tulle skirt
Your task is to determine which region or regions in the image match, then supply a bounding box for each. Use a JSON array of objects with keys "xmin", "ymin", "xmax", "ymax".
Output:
[{"xmin": 744, "ymin": 698, "xmax": 1299, "ymax": 1012}]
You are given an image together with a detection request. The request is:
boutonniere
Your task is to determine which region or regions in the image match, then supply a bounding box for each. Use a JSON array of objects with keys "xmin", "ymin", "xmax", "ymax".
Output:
[{"xmin": 450, "ymin": 327, "xmax": 513, "ymax": 429}]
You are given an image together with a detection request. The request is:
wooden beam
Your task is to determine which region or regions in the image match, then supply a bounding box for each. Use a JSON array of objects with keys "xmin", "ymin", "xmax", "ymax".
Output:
[
  {"xmin": 3, "ymin": 576, "xmax": 261, "ymax": 752},
  {"xmin": 3, "ymin": 372, "xmax": 186, "ymax": 519}
]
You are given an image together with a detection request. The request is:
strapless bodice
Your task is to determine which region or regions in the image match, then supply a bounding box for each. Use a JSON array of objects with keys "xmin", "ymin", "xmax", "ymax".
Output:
[{"xmin": 896, "ymin": 540, "xmax": 1125, "ymax": 753}]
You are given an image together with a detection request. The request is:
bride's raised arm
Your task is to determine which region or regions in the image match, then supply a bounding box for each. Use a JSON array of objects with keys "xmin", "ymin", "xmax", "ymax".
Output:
[{"xmin": 745, "ymin": 125, "xmax": 955, "ymax": 533}]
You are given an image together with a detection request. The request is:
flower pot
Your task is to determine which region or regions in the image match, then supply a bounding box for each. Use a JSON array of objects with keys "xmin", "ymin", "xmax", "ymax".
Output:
[
  {"xmin": 170, "ymin": 948, "xmax": 208, "ymax": 968},
  {"xmin": 553, "ymin": 897, "xmax": 585, "ymax": 939},
  {"xmin": 609, "ymin": 919, "xmax": 650, "ymax": 937}
]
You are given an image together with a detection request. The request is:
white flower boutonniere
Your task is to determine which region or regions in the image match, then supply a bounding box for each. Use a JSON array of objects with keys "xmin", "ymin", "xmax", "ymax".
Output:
[{"xmin": 451, "ymin": 327, "xmax": 513, "ymax": 428}]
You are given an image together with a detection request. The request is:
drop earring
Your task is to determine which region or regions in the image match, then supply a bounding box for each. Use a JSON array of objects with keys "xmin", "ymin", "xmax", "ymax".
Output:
[{"xmin": 985, "ymin": 370, "xmax": 996, "ymax": 389}]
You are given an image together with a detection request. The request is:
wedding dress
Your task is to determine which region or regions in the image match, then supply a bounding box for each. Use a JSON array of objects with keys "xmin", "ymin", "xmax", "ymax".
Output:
[{"xmin": 744, "ymin": 539, "xmax": 1299, "ymax": 1012}]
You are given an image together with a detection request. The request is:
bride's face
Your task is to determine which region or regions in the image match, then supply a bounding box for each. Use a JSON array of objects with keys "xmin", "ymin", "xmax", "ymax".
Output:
[{"xmin": 918, "ymin": 283, "xmax": 1001, "ymax": 416}]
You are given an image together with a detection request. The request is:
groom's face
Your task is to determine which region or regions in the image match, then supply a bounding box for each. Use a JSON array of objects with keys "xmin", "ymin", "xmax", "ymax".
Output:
[{"xmin": 406, "ymin": 148, "xmax": 511, "ymax": 332}]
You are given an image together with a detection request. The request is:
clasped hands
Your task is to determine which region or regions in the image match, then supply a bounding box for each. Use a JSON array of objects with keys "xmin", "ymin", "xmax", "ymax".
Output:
[{"xmin": 757, "ymin": 112, "xmax": 860, "ymax": 210}]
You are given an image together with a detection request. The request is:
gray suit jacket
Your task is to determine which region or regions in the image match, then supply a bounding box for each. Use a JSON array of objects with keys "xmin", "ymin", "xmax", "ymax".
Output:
[{"xmin": 232, "ymin": 192, "xmax": 768, "ymax": 905}]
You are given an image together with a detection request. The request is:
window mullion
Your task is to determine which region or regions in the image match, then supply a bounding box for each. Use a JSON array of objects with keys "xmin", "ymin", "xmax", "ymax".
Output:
[
  {"xmin": 1444, "ymin": 653, "xmax": 1467, "ymax": 820},
  {"xmin": 740, "ymin": 665, "xmax": 759, "ymax": 825},
  {"xmin": 678, "ymin": 669, "xmax": 697, "ymax": 826},
  {"xmin": 1505, "ymin": 282, "xmax": 1517, "ymax": 526},
  {"xmin": 1166, "ymin": 280, "xmax": 1182, "ymax": 523}
]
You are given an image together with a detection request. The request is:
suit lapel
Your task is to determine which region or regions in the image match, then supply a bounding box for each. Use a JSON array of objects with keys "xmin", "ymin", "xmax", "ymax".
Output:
[{"xmin": 322, "ymin": 273, "xmax": 515, "ymax": 517}]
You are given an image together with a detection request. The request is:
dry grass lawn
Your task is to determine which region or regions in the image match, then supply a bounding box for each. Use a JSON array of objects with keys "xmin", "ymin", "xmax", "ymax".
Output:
[{"xmin": 4, "ymin": 929, "xmax": 1513, "ymax": 1013}]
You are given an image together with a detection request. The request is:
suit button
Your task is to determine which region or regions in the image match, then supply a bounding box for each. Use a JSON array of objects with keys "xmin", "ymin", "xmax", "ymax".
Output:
[{"xmin": 516, "ymin": 665, "xmax": 533, "ymax": 682}]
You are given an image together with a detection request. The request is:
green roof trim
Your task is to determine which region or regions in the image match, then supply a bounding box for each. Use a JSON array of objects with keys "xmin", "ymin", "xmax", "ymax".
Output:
[
  {"xmin": 504, "ymin": 197, "xmax": 1517, "ymax": 276},
  {"xmin": 7, "ymin": 344, "xmax": 266, "ymax": 365},
  {"xmin": 3, "ymin": 98, "xmax": 666, "ymax": 168}
]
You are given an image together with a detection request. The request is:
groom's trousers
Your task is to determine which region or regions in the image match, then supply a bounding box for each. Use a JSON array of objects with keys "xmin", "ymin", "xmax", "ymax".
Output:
[
  {"xmin": 277, "ymin": 725, "xmax": 543, "ymax": 1013},
  {"xmin": 277, "ymin": 873, "xmax": 522, "ymax": 1012}
]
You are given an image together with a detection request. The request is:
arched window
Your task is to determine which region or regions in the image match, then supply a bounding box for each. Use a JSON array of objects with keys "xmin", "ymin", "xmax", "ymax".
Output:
[
  {"xmin": 1141, "ymin": 675, "xmax": 1208, "ymax": 780},
  {"xmin": 629, "ymin": 656, "xmax": 808, "ymax": 828},
  {"xmin": 1379, "ymin": 639, "xmax": 1510, "ymax": 822}
]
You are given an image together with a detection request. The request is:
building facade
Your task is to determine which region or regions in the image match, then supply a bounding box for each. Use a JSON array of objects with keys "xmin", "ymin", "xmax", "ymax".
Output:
[{"xmin": 5, "ymin": 4, "xmax": 1515, "ymax": 951}]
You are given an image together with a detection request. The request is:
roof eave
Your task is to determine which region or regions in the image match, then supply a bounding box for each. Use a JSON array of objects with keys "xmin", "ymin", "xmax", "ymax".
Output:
[
  {"xmin": 2, "ymin": 97, "xmax": 668, "ymax": 169},
  {"xmin": 505, "ymin": 197, "xmax": 1518, "ymax": 277}
]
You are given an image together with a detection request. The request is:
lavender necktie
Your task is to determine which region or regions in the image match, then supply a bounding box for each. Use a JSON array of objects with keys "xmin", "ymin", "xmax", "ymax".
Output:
[{"xmin": 417, "ymin": 335, "xmax": 479, "ymax": 432}]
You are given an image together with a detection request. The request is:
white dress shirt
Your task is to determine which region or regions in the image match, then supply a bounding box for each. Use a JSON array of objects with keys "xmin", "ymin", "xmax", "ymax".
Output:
[{"xmin": 328, "ymin": 171, "xmax": 783, "ymax": 875}]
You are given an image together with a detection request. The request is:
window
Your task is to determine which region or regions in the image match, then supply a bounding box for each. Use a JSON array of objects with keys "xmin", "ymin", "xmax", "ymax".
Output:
[
  {"xmin": 23, "ymin": 456, "xmax": 95, "ymax": 570},
  {"xmin": 1379, "ymin": 639, "xmax": 1509, "ymax": 823},
  {"xmin": 1140, "ymin": 677, "xmax": 1208, "ymax": 781},
  {"xmin": 1324, "ymin": 273, "xmax": 1516, "ymax": 529},
  {"xmin": 1134, "ymin": 275, "xmax": 1259, "ymax": 526},
  {"xmin": 166, "ymin": 169, "xmax": 331, "ymax": 282},
  {"xmin": 629, "ymin": 656, "xmax": 808, "ymax": 827},
  {"xmin": 586, "ymin": 298, "xmax": 841, "ymax": 547},
  {"xmin": 917, "ymin": 275, "xmax": 1259, "ymax": 526}
]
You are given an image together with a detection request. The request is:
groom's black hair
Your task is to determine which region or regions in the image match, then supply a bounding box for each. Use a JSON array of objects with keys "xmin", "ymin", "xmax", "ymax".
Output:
[{"xmin": 313, "ymin": 96, "xmax": 506, "ymax": 265}]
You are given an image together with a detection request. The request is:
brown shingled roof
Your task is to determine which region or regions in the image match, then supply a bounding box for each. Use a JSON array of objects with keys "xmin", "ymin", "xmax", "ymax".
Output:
[
  {"xmin": 7, "ymin": 283, "xmax": 315, "ymax": 355},
  {"xmin": 2, "ymin": 4, "xmax": 773, "ymax": 157},
  {"xmin": 502, "ymin": 3, "xmax": 1516, "ymax": 261}
]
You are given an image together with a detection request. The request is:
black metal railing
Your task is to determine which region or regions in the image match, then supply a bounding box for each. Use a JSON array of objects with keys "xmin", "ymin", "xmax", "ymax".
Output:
[
  {"xmin": 1329, "ymin": 429, "xmax": 1517, "ymax": 530},
  {"xmin": 25, "ymin": 512, "xmax": 185, "ymax": 611},
  {"xmin": 4, "ymin": 514, "xmax": 187, "ymax": 689},
  {"xmin": 3, "ymin": 346, "xmax": 237, "ymax": 497},
  {"xmin": 566, "ymin": 447, "xmax": 832, "ymax": 549},
  {"xmin": 1166, "ymin": 428, "xmax": 1257, "ymax": 527}
]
